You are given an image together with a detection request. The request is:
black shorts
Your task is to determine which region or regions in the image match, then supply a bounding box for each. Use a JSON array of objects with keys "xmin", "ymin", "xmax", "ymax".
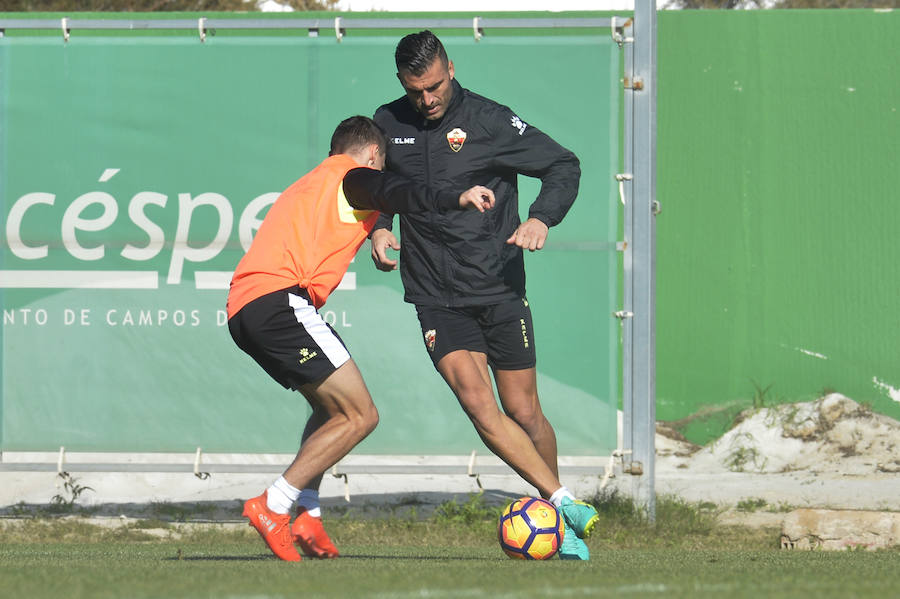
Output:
[
  {"xmin": 415, "ymin": 297, "xmax": 536, "ymax": 371},
  {"xmin": 228, "ymin": 286, "xmax": 350, "ymax": 390}
]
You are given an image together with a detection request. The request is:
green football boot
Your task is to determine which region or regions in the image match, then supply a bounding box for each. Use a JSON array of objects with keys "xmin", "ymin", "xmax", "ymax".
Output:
[
  {"xmin": 558, "ymin": 518, "xmax": 590, "ymax": 560},
  {"xmin": 559, "ymin": 497, "xmax": 600, "ymax": 539}
]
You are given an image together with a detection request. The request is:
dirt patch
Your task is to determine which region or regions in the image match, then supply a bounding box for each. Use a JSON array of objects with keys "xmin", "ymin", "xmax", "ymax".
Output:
[
  {"xmin": 649, "ymin": 393, "xmax": 900, "ymax": 519},
  {"xmin": 675, "ymin": 394, "xmax": 899, "ymax": 475}
]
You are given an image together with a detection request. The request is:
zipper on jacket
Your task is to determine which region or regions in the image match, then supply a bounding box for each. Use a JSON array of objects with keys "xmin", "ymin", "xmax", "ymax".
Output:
[{"xmin": 423, "ymin": 124, "xmax": 453, "ymax": 308}]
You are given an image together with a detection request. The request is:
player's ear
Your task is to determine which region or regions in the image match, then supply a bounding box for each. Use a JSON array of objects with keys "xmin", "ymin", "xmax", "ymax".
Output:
[
  {"xmin": 447, "ymin": 60, "xmax": 454, "ymax": 80},
  {"xmin": 366, "ymin": 144, "xmax": 378, "ymax": 167}
]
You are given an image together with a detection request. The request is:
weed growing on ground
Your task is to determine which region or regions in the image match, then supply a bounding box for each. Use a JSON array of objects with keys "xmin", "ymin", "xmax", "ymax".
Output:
[
  {"xmin": 736, "ymin": 498, "xmax": 768, "ymax": 512},
  {"xmin": 723, "ymin": 432, "xmax": 769, "ymax": 472},
  {"xmin": 751, "ymin": 380, "xmax": 774, "ymax": 410},
  {"xmin": 766, "ymin": 501, "xmax": 796, "ymax": 513},
  {"xmin": 147, "ymin": 501, "xmax": 224, "ymax": 522},
  {"xmin": 47, "ymin": 473, "xmax": 94, "ymax": 513},
  {"xmin": 433, "ymin": 493, "xmax": 501, "ymax": 526},
  {"xmin": 8, "ymin": 502, "xmax": 32, "ymax": 518}
]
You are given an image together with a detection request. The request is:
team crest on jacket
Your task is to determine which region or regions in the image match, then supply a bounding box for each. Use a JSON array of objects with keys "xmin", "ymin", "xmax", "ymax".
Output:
[
  {"xmin": 424, "ymin": 329, "xmax": 437, "ymax": 352},
  {"xmin": 446, "ymin": 128, "xmax": 467, "ymax": 152}
]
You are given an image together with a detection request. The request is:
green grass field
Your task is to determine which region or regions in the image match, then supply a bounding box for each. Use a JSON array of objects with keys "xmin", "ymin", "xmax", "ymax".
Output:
[
  {"xmin": 2, "ymin": 540, "xmax": 898, "ymax": 599},
  {"xmin": 1, "ymin": 494, "xmax": 897, "ymax": 598}
]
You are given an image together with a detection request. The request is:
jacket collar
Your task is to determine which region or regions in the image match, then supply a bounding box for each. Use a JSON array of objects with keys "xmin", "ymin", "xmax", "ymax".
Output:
[{"xmin": 444, "ymin": 78, "xmax": 464, "ymax": 117}]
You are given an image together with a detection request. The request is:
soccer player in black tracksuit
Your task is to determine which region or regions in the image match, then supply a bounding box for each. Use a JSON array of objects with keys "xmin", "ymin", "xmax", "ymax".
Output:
[{"xmin": 369, "ymin": 31, "xmax": 600, "ymax": 560}]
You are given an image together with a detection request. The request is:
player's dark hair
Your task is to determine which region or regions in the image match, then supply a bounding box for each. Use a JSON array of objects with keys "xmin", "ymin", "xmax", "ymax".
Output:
[
  {"xmin": 330, "ymin": 116, "xmax": 387, "ymax": 157},
  {"xmin": 395, "ymin": 30, "xmax": 448, "ymax": 76}
]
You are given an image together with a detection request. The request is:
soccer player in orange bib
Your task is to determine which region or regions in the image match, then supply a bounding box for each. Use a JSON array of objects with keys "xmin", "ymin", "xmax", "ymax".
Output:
[{"xmin": 227, "ymin": 116, "xmax": 494, "ymax": 561}]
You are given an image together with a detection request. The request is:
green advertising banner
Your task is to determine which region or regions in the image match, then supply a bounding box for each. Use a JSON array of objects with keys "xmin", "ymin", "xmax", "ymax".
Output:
[{"xmin": 0, "ymin": 25, "xmax": 620, "ymax": 455}]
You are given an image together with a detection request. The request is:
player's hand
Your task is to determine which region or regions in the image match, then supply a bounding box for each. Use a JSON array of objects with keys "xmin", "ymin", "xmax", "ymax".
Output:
[
  {"xmin": 370, "ymin": 228, "xmax": 400, "ymax": 271},
  {"xmin": 459, "ymin": 186, "xmax": 495, "ymax": 212},
  {"xmin": 506, "ymin": 217, "xmax": 549, "ymax": 252}
]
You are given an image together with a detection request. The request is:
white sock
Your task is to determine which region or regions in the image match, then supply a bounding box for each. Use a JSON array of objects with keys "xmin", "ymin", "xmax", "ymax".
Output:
[
  {"xmin": 549, "ymin": 486, "xmax": 575, "ymax": 508},
  {"xmin": 266, "ymin": 476, "xmax": 301, "ymax": 515},
  {"xmin": 297, "ymin": 488, "xmax": 321, "ymax": 518}
]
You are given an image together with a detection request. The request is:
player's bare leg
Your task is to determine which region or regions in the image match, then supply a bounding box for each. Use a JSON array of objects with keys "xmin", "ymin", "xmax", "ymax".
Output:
[
  {"xmin": 243, "ymin": 359, "xmax": 377, "ymax": 561},
  {"xmin": 283, "ymin": 359, "xmax": 379, "ymax": 490},
  {"xmin": 298, "ymin": 404, "xmax": 328, "ymax": 491},
  {"xmin": 490, "ymin": 364, "xmax": 596, "ymax": 561},
  {"xmin": 291, "ymin": 403, "xmax": 339, "ymax": 558},
  {"xmin": 494, "ymin": 367, "xmax": 560, "ymax": 480},
  {"xmin": 436, "ymin": 349, "xmax": 560, "ymax": 498}
]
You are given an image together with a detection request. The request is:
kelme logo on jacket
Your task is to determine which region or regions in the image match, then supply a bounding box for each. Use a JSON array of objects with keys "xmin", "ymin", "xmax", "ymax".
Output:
[
  {"xmin": 510, "ymin": 116, "xmax": 528, "ymax": 135},
  {"xmin": 447, "ymin": 128, "xmax": 467, "ymax": 152}
]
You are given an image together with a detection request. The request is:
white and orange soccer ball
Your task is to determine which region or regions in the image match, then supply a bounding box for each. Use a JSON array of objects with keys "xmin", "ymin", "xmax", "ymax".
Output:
[{"xmin": 497, "ymin": 496, "xmax": 564, "ymax": 560}]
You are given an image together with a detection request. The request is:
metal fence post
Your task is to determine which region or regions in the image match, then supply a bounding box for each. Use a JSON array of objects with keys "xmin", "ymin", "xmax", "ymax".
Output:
[{"xmin": 626, "ymin": 0, "xmax": 657, "ymax": 521}]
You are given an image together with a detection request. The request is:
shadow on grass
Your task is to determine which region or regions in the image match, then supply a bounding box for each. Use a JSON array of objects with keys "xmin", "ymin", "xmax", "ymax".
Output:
[
  {"xmin": 165, "ymin": 554, "xmax": 273, "ymax": 561},
  {"xmin": 166, "ymin": 553, "xmax": 489, "ymax": 561}
]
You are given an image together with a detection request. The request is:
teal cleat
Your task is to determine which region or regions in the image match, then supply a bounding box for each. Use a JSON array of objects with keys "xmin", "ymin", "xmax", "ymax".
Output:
[
  {"xmin": 559, "ymin": 497, "xmax": 600, "ymax": 539},
  {"xmin": 558, "ymin": 518, "xmax": 590, "ymax": 560}
]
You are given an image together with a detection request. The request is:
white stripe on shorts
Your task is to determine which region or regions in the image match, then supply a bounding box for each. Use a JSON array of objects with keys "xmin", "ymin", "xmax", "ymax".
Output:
[{"xmin": 287, "ymin": 292, "xmax": 350, "ymax": 369}]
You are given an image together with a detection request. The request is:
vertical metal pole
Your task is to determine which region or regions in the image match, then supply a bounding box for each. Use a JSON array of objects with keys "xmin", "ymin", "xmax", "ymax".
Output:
[
  {"xmin": 628, "ymin": 0, "xmax": 657, "ymax": 521},
  {"xmin": 621, "ymin": 16, "xmax": 635, "ymax": 495}
]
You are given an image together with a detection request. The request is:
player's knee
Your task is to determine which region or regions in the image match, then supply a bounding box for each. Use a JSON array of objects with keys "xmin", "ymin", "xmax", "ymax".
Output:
[
  {"xmin": 463, "ymin": 398, "xmax": 503, "ymax": 434},
  {"xmin": 343, "ymin": 402, "xmax": 378, "ymax": 441},
  {"xmin": 360, "ymin": 404, "xmax": 379, "ymax": 436},
  {"xmin": 507, "ymin": 405, "xmax": 545, "ymax": 433},
  {"xmin": 352, "ymin": 401, "xmax": 378, "ymax": 436}
]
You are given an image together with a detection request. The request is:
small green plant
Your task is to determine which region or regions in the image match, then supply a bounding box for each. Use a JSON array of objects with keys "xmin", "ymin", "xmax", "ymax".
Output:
[
  {"xmin": 590, "ymin": 486, "xmax": 641, "ymax": 519},
  {"xmin": 7, "ymin": 501, "xmax": 34, "ymax": 517},
  {"xmin": 736, "ymin": 498, "xmax": 768, "ymax": 513},
  {"xmin": 48, "ymin": 472, "xmax": 93, "ymax": 512},
  {"xmin": 750, "ymin": 379, "xmax": 774, "ymax": 410},
  {"xmin": 149, "ymin": 501, "xmax": 191, "ymax": 522},
  {"xmin": 724, "ymin": 432, "xmax": 767, "ymax": 472},
  {"xmin": 782, "ymin": 404, "xmax": 801, "ymax": 426},
  {"xmin": 433, "ymin": 493, "xmax": 500, "ymax": 526},
  {"xmin": 725, "ymin": 446, "xmax": 764, "ymax": 472},
  {"xmin": 767, "ymin": 501, "xmax": 795, "ymax": 513}
]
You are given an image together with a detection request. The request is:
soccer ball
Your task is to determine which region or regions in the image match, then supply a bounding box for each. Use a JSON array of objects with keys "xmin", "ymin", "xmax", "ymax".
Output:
[{"xmin": 497, "ymin": 496, "xmax": 564, "ymax": 560}]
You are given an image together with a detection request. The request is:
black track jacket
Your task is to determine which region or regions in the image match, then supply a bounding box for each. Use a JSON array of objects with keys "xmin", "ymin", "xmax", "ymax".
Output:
[{"xmin": 373, "ymin": 78, "xmax": 581, "ymax": 308}]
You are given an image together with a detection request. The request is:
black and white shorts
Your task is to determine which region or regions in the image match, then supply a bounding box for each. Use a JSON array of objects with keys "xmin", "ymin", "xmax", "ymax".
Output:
[
  {"xmin": 228, "ymin": 286, "xmax": 350, "ymax": 390},
  {"xmin": 415, "ymin": 297, "xmax": 536, "ymax": 371}
]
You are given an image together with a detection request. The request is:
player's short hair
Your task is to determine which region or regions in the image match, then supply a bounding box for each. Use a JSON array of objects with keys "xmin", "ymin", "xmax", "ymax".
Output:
[
  {"xmin": 395, "ymin": 30, "xmax": 449, "ymax": 76},
  {"xmin": 330, "ymin": 116, "xmax": 387, "ymax": 157}
]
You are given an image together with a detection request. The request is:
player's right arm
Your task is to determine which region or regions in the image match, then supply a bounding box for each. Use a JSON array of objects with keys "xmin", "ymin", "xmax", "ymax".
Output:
[
  {"xmin": 342, "ymin": 168, "xmax": 494, "ymax": 215},
  {"xmin": 350, "ymin": 168, "xmax": 494, "ymax": 272},
  {"xmin": 370, "ymin": 228, "xmax": 400, "ymax": 271}
]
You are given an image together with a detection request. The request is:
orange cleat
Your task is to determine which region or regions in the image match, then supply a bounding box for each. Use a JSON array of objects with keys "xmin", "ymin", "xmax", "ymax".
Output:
[
  {"xmin": 242, "ymin": 492, "xmax": 302, "ymax": 562},
  {"xmin": 291, "ymin": 507, "xmax": 340, "ymax": 558}
]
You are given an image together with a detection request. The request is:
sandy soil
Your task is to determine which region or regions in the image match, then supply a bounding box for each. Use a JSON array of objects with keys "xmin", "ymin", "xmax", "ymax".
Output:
[{"xmin": 647, "ymin": 393, "xmax": 900, "ymax": 525}]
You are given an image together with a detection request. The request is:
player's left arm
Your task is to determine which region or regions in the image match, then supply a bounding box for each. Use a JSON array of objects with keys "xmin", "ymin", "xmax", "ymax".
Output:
[{"xmin": 489, "ymin": 108, "xmax": 581, "ymax": 250}]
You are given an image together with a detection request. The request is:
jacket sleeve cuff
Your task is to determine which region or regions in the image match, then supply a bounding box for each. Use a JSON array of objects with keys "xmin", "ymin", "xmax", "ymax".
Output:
[{"xmin": 528, "ymin": 212, "xmax": 555, "ymax": 228}]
